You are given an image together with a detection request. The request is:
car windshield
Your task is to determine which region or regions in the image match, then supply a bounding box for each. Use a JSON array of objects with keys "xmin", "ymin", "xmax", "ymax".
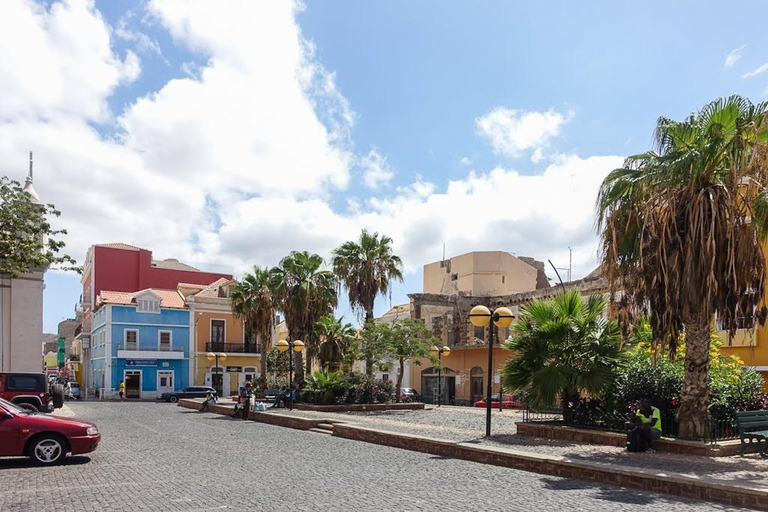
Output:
[{"xmin": 0, "ymin": 397, "xmax": 27, "ymax": 414}]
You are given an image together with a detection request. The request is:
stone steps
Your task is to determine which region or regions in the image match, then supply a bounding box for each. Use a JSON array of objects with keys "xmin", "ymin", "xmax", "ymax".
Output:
[{"xmin": 309, "ymin": 427, "xmax": 333, "ymax": 435}]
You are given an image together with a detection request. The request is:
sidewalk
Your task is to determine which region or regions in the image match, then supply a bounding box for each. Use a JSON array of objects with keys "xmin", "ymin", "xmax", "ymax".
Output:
[{"xmin": 264, "ymin": 405, "xmax": 768, "ymax": 508}]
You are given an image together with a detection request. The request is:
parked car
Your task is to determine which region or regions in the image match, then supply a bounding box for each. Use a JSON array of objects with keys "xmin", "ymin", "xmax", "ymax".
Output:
[
  {"xmin": 473, "ymin": 393, "xmax": 522, "ymax": 409},
  {"xmin": 400, "ymin": 388, "xmax": 422, "ymax": 402},
  {"xmin": 0, "ymin": 397, "xmax": 100, "ymax": 464},
  {"xmin": 0, "ymin": 372, "xmax": 62, "ymax": 412},
  {"xmin": 159, "ymin": 386, "xmax": 218, "ymax": 403}
]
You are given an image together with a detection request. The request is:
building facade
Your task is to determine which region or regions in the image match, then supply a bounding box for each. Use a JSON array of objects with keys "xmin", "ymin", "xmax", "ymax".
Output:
[
  {"xmin": 0, "ymin": 156, "xmax": 47, "ymax": 373},
  {"xmin": 406, "ymin": 250, "xmax": 607, "ymax": 405},
  {"xmin": 182, "ymin": 279, "xmax": 262, "ymax": 397},
  {"xmin": 75, "ymin": 242, "xmax": 231, "ymax": 396},
  {"xmin": 90, "ymin": 289, "xmax": 191, "ymax": 399}
]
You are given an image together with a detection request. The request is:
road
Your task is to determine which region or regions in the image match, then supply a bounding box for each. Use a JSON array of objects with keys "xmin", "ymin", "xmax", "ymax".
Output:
[{"xmin": 0, "ymin": 402, "xmax": 746, "ymax": 511}]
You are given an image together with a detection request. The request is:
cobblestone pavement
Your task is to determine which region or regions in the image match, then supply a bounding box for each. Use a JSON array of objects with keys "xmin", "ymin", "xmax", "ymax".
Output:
[
  {"xmin": 0, "ymin": 402, "xmax": 750, "ymax": 511},
  {"xmin": 276, "ymin": 405, "xmax": 768, "ymax": 487}
]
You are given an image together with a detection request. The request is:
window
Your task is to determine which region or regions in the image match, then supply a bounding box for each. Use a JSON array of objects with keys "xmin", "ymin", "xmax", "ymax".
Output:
[
  {"xmin": 7, "ymin": 374, "xmax": 45, "ymax": 391},
  {"xmin": 502, "ymin": 275, "xmax": 506, "ymax": 284},
  {"xmin": 125, "ymin": 329, "xmax": 138, "ymax": 349},
  {"xmin": 382, "ymin": 374, "xmax": 390, "ymax": 382},
  {"xmin": 451, "ymin": 273, "xmax": 458, "ymax": 281},
  {"xmin": 159, "ymin": 331, "xmax": 172, "ymax": 351},
  {"xmin": 211, "ymin": 320, "xmax": 225, "ymax": 343},
  {"xmin": 137, "ymin": 299, "xmax": 160, "ymax": 313}
]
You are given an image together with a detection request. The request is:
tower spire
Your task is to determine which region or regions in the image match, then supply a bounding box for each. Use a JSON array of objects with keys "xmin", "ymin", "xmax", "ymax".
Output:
[
  {"xmin": 23, "ymin": 150, "xmax": 40, "ymax": 203},
  {"xmin": 29, "ymin": 151, "xmax": 33, "ymax": 181}
]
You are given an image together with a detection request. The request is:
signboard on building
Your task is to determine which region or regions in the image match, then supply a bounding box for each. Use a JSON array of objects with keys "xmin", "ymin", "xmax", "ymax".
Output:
[
  {"xmin": 126, "ymin": 359, "xmax": 157, "ymax": 367},
  {"xmin": 226, "ymin": 366, "xmax": 242, "ymax": 373}
]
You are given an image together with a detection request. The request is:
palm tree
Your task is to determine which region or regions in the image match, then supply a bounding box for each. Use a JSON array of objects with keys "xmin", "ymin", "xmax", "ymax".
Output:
[
  {"xmin": 271, "ymin": 251, "xmax": 338, "ymax": 383},
  {"xmin": 501, "ymin": 291, "xmax": 623, "ymax": 423},
  {"xmin": 315, "ymin": 315, "xmax": 356, "ymax": 372},
  {"xmin": 596, "ymin": 95, "xmax": 768, "ymax": 438},
  {"xmin": 332, "ymin": 230, "xmax": 403, "ymax": 374},
  {"xmin": 230, "ymin": 267, "xmax": 276, "ymax": 389}
]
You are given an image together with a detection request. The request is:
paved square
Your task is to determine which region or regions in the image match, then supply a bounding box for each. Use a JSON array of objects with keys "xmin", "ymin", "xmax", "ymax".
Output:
[{"xmin": 0, "ymin": 402, "xmax": 747, "ymax": 511}]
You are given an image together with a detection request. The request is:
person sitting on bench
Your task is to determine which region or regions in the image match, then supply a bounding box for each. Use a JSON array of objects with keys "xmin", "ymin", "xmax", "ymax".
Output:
[{"xmin": 200, "ymin": 390, "xmax": 216, "ymax": 412}]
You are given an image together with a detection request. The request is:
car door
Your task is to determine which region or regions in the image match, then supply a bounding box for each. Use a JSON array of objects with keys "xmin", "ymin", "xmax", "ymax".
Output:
[{"xmin": 0, "ymin": 404, "xmax": 21, "ymax": 455}]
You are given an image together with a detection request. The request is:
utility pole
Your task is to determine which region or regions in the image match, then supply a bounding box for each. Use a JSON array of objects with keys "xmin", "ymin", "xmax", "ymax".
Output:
[{"xmin": 568, "ymin": 247, "xmax": 572, "ymax": 282}]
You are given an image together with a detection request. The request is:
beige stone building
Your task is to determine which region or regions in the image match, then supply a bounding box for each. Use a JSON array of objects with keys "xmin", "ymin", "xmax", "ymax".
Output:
[
  {"xmin": 408, "ymin": 250, "xmax": 607, "ymax": 405},
  {"xmin": 0, "ymin": 157, "xmax": 47, "ymax": 373}
]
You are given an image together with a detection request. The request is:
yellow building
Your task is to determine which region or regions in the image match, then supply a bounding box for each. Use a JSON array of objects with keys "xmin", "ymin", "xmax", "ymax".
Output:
[
  {"xmin": 718, "ymin": 241, "xmax": 768, "ymax": 389},
  {"xmin": 407, "ymin": 251, "xmax": 607, "ymax": 405},
  {"xmin": 179, "ymin": 279, "xmax": 263, "ymax": 396}
]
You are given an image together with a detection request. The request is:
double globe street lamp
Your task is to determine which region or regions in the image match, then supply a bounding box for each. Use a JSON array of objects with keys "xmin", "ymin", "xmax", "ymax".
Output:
[
  {"xmin": 429, "ymin": 345, "xmax": 451, "ymax": 406},
  {"xmin": 469, "ymin": 305, "xmax": 514, "ymax": 437},
  {"xmin": 275, "ymin": 339, "xmax": 305, "ymax": 411},
  {"xmin": 206, "ymin": 352, "xmax": 227, "ymax": 397}
]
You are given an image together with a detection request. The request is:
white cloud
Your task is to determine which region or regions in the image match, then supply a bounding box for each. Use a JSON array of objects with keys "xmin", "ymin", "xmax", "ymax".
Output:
[
  {"xmin": 475, "ymin": 107, "xmax": 571, "ymax": 159},
  {"xmin": 743, "ymin": 62, "xmax": 768, "ymax": 78},
  {"xmin": 724, "ymin": 45, "xmax": 745, "ymax": 68},
  {"xmin": 115, "ymin": 12, "xmax": 168, "ymax": 65},
  {"xmin": 460, "ymin": 156, "xmax": 472, "ymax": 165},
  {"xmin": 0, "ymin": 0, "xmax": 140, "ymax": 123},
  {"xmin": 359, "ymin": 149, "xmax": 394, "ymax": 188}
]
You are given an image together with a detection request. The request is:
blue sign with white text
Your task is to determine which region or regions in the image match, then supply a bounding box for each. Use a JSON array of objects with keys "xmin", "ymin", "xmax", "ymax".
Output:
[{"xmin": 126, "ymin": 359, "xmax": 157, "ymax": 367}]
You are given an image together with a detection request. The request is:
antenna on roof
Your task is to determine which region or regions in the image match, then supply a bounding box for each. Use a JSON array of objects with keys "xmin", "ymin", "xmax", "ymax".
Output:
[
  {"xmin": 29, "ymin": 151, "xmax": 33, "ymax": 180},
  {"xmin": 442, "ymin": 242, "xmax": 446, "ymax": 262}
]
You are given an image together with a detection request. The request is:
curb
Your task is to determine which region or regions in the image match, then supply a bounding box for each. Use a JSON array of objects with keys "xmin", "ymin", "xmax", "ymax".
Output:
[{"xmin": 177, "ymin": 399, "xmax": 768, "ymax": 510}]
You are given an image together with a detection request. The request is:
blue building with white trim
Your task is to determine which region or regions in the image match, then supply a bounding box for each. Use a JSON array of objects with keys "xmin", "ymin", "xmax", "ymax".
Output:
[{"xmin": 89, "ymin": 289, "xmax": 191, "ymax": 399}]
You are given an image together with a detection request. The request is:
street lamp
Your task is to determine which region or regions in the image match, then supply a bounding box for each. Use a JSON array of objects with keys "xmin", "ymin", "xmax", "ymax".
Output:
[
  {"xmin": 429, "ymin": 345, "xmax": 451, "ymax": 406},
  {"xmin": 275, "ymin": 339, "xmax": 305, "ymax": 410},
  {"xmin": 469, "ymin": 305, "xmax": 514, "ymax": 437},
  {"xmin": 206, "ymin": 352, "xmax": 227, "ymax": 397}
]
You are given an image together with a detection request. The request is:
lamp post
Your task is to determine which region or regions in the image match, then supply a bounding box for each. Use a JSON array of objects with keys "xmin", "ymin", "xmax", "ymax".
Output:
[
  {"xmin": 429, "ymin": 345, "xmax": 451, "ymax": 406},
  {"xmin": 469, "ymin": 305, "xmax": 514, "ymax": 437},
  {"xmin": 275, "ymin": 339, "xmax": 305, "ymax": 410},
  {"xmin": 206, "ymin": 352, "xmax": 227, "ymax": 397}
]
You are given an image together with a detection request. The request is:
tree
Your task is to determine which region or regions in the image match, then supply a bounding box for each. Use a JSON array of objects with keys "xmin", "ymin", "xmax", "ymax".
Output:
[
  {"xmin": 500, "ymin": 291, "xmax": 623, "ymax": 423},
  {"xmin": 383, "ymin": 319, "xmax": 438, "ymax": 402},
  {"xmin": 0, "ymin": 176, "xmax": 77, "ymax": 276},
  {"xmin": 351, "ymin": 322, "xmax": 393, "ymax": 377},
  {"xmin": 315, "ymin": 315, "xmax": 356, "ymax": 372},
  {"xmin": 230, "ymin": 266, "xmax": 276, "ymax": 389},
  {"xmin": 270, "ymin": 251, "xmax": 338, "ymax": 383},
  {"xmin": 596, "ymin": 96, "xmax": 768, "ymax": 438},
  {"xmin": 332, "ymin": 230, "xmax": 403, "ymax": 373}
]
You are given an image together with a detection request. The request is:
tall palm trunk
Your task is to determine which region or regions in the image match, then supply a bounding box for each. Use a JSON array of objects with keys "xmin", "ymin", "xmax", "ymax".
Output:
[
  {"xmin": 364, "ymin": 309, "xmax": 375, "ymax": 376},
  {"xmin": 258, "ymin": 328, "xmax": 269, "ymax": 389},
  {"xmin": 677, "ymin": 309, "xmax": 711, "ymax": 439}
]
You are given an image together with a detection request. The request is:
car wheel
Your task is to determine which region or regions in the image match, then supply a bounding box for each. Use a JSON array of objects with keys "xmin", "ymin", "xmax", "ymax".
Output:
[
  {"xmin": 29, "ymin": 435, "xmax": 67, "ymax": 465},
  {"xmin": 51, "ymin": 384, "xmax": 65, "ymax": 409},
  {"xmin": 17, "ymin": 402, "xmax": 39, "ymax": 412},
  {"xmin": 168, "ymin": 395, "xmax": 178, "ymax": 403}
]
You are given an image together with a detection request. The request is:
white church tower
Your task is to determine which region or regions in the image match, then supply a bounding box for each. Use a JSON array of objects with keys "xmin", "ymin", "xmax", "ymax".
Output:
[{"xmin": 0, "ymin": 152, "xmax": 48, "ymax": 372}]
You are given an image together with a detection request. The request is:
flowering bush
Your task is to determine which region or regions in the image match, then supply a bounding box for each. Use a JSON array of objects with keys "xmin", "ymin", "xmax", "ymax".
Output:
[
  {"xmin": 301, "ymin": 371, "xmax": 395, "ymax": 405},
  {"xmin": 599, "ymin": 326, "xmax": 764, "ymax": 428}
]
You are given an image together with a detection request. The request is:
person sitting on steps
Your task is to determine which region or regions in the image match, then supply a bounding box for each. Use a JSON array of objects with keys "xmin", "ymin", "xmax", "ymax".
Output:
[
  {"xmin": 626, "ymin": 397, "xmax": 662, "ymax": 452},
  {"xmin": 200, "ymin": 390, "xmax": 216, "ymax": 412}
]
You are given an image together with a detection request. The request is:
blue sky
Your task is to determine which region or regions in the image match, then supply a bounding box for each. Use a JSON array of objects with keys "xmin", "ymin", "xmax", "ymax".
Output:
[{"xmin": 2, "ymin": 1, "xmax": 767, "ymax": 332}]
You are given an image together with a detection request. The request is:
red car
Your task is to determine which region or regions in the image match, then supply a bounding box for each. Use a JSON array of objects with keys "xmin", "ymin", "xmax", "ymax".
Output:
[
  {"xmin": 0, "ymin": 398, "xmax": 100, "ymax": 465},
  {"xmin": 473, "ymin": 393, "xmax": 522, "ymax": 409}
]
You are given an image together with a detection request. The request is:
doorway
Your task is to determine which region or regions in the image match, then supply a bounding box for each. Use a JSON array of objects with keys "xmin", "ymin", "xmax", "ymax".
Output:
[
  {"xmin": 157, "ymin": 370, "xmax": 174, "ymax": 397},
  {"xmin": 471, "ymin": 366, "xmax": 484, "ymax": 403},
  {"xmin": 124, "ymin": 370, "xmax": 141, "ymax": 399}
]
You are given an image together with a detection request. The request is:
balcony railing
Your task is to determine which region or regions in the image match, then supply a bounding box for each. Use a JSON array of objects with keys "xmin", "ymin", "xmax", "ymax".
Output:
[
  {"xmin": 117, "ymin": 344, "xmax": 185, "ymax": 353},
  {"xmin": 205, "ymin": 342, "xmax": 261, "ymax": 354}
]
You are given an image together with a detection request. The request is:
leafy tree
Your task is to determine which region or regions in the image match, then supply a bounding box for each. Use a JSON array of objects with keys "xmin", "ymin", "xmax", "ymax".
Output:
[
  {"xmin": 351, "ymin": 322, "xmax": 394, "ymax": 377},
  {"xmin": 501, "ymin": 291, "xmax": 623, "ymax": 423},
  {"xmin": 332, "ymin": 230, "xmax": 403, "ymax": 373},
  {"xmin": 270, "ymin": 251, "xmax": 337, "ymax": 383},
  {"xmin": 266, "ymin": 347, "xmax": 290, "ymax": 381},
  {"xmin": 383, "ymin": 319, "xmax": 438, "ymax": 402},
  {"xmin": 596, "ymin": 96, "xmax": 768, "ymax": 438},
  {"xmin": 230, "ymin": 266, "xmax": 276, "ymax": 388},
  {"xmin": 315, "ymin": 315, "xmax": 356, "ymax": 372},
  {"xmin": 0, "ymin": 176, "xmax": 77, "ymax": 276}
]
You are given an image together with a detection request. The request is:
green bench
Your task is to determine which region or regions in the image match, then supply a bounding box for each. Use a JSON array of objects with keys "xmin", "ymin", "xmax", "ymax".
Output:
[{"xmin": 736, "ymin": 410, "xmax": 768, "ymax": 457}]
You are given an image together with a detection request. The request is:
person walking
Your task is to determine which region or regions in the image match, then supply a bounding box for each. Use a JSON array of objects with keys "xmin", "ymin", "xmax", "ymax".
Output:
[{"xmin": 118, "ymin": 380, "xmax": 126, "ymax": 401}]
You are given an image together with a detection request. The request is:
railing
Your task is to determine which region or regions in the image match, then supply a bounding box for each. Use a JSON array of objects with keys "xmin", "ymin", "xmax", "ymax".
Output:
[
  {"xmin": 117, "ymin": 344, "xmax": 186, "ymax": 353},
  {"xmin": 205, "ymin": 342, "xmax": 261, "ymax": 354},
  {"xmin": 521, "ymin": 402, "xmax": 741, "ymax": 443}
]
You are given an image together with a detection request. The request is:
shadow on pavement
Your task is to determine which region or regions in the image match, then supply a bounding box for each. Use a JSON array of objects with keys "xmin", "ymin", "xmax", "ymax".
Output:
[{"xmin": 0, "ymin": 455, "xmax": 92, "ymax": 470}]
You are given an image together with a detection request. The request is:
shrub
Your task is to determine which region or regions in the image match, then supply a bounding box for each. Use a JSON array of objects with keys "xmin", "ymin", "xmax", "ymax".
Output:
[{"xmin": 300, "ymin": 371, "xmax": 396, "ymax": 405}]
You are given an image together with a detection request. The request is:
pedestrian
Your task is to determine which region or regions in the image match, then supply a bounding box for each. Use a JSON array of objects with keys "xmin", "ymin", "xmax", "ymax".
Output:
[
  {"xmin": 272, "ymin": 386, "xmax": 287, "ymax": 408},
  {"xmin": 242, "ymin": 381, "xmax": 253, "ymax": 420},
  {"xmin": 118, "ymin": 380, "xmax": 126, "ymax": 401},
  {"xmin": 200, "ymin": 390, "xmax": 216, "ymax": 412}
]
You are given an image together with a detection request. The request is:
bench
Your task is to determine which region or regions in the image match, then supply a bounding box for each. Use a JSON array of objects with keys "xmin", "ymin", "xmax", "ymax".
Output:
[{"xmin": 736, "ymin": 410, "xmax": 768, "ymax": 457}]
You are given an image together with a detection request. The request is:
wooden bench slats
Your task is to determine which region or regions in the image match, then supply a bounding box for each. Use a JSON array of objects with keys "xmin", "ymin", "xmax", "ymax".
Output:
[{"xmin": 736, "ymin": 411, "xmax": 768, "ymax": 457}]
